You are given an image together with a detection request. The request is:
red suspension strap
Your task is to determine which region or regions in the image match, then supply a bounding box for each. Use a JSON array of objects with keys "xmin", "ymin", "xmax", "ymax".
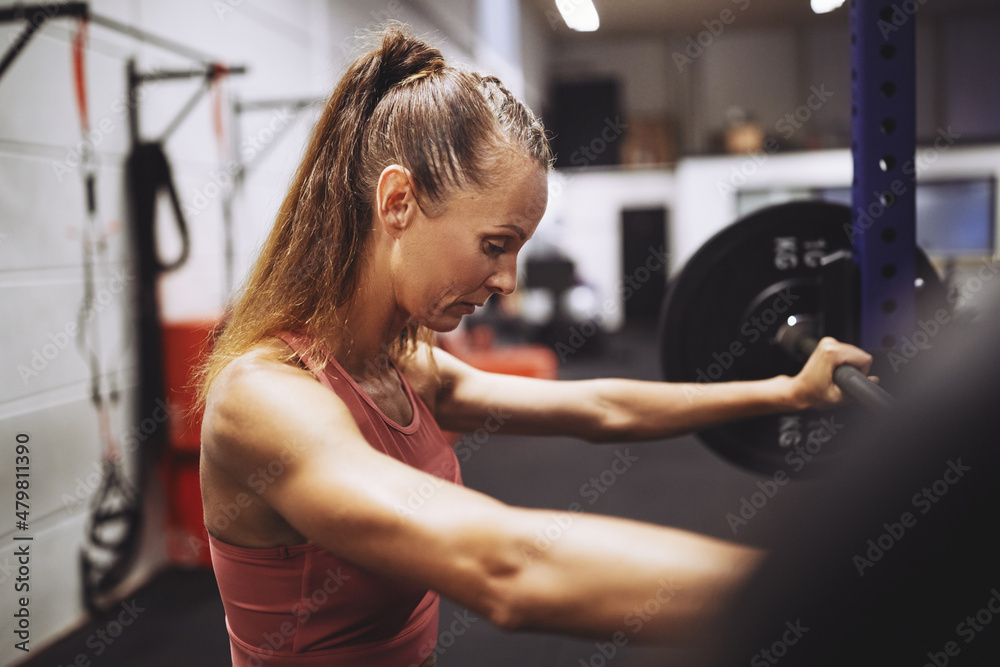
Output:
[
  {"xmin": 211, "ymin": 62, "xmax": 230, "ymax": 160},
  {"xmin": 72, "ymin": 16, "xmax": 89, "ymax": 135},
  {"xmin": 71, "ymin": 14, "xmax": 112, "ymax": 450}
]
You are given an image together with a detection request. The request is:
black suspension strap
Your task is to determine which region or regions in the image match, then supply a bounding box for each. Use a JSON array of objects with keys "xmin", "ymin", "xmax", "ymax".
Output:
[{"xmin": 124, "ymin": 140, "xmax": 192, "ymax": 490}]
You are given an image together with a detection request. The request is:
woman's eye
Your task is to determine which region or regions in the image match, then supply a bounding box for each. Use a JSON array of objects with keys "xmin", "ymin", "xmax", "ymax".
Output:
[{"xmin": 486, "ymin": 242, "xmax": 506, "ymax": 256}]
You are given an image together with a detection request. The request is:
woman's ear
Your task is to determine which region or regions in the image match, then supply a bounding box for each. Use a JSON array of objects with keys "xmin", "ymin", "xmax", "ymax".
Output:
[{"xmin": 375, "ymin": 165, "xmax": 418, "ymax": 239}]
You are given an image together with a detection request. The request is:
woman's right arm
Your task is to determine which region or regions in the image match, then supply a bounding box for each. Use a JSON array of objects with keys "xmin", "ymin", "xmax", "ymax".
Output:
[{"xmin": 202, "ymin": 353, "xmax": 763, "ymax": 644}]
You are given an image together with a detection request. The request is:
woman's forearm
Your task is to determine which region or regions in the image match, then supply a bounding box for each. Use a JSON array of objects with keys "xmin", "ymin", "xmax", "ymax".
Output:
[
  {"xmin": 479, "ymin": 506, "xmax": 763, "ymax": 642},
  {"xmin": 583, "ymin": 376, "xmax": 801, "ymax": 442}
]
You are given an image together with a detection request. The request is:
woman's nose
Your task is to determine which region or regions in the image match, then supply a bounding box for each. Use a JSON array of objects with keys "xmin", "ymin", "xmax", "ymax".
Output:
[{"xmin": 486, "ymin": 257, "xmax": 517, "ymax": 296}]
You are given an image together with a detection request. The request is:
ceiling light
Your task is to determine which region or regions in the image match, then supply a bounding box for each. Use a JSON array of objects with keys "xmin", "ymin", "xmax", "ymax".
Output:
[
  {"xmin": 557, "ymin": 0, "xmax": 600, "ymax": 32},
  {"xmin": 811, "ymin": 0, "xmax": 846, "ymax": 14}
]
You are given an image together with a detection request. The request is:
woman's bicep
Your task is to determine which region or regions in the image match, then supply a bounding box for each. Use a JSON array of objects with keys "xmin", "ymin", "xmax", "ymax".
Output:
[
  {"xmin": 256, "ymin": 431, "xmax": 525, "ymax": 624},
  {"xmin": 266, "ymin": 437, "xmax": 523, "ymax": 607},
  {"xmin": 429, "ymin": 346, "xmax": 603, "ymax": 438}
]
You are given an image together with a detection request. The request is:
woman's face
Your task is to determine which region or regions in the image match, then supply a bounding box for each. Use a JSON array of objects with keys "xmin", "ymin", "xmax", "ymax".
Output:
[{"xmin": 392, "ymin": 160, "xmax": 549, "ymax": 332}]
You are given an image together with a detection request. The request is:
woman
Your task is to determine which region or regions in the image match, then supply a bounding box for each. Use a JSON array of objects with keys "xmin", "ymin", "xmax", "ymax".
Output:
[{"xmin": 198, "ymin": 24, "xmax": 874, "ymax": 667}]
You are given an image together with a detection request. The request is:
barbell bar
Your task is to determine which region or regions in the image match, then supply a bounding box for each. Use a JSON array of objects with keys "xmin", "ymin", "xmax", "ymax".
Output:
[{"xmin": 776, "ymin": 318, "xmax": 898, "ymax": 412}]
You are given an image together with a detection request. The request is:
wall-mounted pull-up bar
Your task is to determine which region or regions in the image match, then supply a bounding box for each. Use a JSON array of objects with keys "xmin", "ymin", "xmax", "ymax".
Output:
[
  {"xmin": 127, "ymin": 61, "xmax": 248, "ymax": 145},
  {"xmin": 0, "ymin": 3, "xmax": 248, "ymax": 142},
  {"xmin": 0, "ymin": 3, "xmax": 86, "ymax": 80},
  {"xmin": 0, "ymin": 2, "xmax": 229, "ymax": 81}
]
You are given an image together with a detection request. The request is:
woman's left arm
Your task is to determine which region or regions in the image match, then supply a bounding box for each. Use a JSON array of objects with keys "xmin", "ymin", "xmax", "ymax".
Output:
[{"xmin": 411, "ymin": 337, "xmax": 873, "ymax": 443}]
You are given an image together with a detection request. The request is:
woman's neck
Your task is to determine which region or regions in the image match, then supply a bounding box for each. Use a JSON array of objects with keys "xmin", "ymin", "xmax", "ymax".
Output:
[{"xmin": 328, "ymin": 256, "xmax": 410, "ymax": 380}]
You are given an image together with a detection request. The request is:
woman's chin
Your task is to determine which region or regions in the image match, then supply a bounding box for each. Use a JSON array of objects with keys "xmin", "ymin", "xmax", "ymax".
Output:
[{"xmin": 415, "ymin": 313, "xmax": 464, "ymax": 333}]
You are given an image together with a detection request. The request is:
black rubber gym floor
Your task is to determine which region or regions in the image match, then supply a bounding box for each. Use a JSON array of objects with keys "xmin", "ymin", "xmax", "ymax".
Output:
[{"xmin": 23, "ymin": 327, "xmax": 764, "ymax": 667}]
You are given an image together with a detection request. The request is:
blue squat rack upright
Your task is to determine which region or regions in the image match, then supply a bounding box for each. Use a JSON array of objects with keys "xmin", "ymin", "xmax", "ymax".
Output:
[{"xmin": 850, "ymin": 0, "xmax": 918, "ymax": 350}]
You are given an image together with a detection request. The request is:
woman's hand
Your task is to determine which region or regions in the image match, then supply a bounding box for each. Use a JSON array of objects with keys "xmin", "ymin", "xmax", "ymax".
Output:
[{"xmin": 790, "ymin": 337, "xmax": 877, "ymax": 410}]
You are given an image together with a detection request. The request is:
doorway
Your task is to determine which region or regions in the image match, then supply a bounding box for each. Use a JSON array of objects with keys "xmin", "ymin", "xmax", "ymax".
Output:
[{"xmin": 620, "ymin": 207, "xmax": 668, "ymax": 328}]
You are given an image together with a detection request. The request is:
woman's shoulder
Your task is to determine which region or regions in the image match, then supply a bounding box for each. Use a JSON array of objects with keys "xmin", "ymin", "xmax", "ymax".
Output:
[
  {"xmin": 204, "ymin": 338, "xmax": 316, "ymax": 431},
  {"xmin": 201, "ymin": 337, "xmax": 346, "ymax": 466},
  {"xmin": 213, "ymin": 337, "xmax": 303, "ymax": 390}
]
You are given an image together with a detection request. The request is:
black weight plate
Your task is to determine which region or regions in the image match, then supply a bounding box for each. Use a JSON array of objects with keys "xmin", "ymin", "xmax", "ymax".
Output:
[{"xmin": 659, "ymin": 200, "xmax": 943, "ymax": 476}]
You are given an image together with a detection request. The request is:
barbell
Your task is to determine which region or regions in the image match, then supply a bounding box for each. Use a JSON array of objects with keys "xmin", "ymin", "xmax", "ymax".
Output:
[{"xmin": 658, "ymin": 200, "xmax": 947, "ymax": 475}]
